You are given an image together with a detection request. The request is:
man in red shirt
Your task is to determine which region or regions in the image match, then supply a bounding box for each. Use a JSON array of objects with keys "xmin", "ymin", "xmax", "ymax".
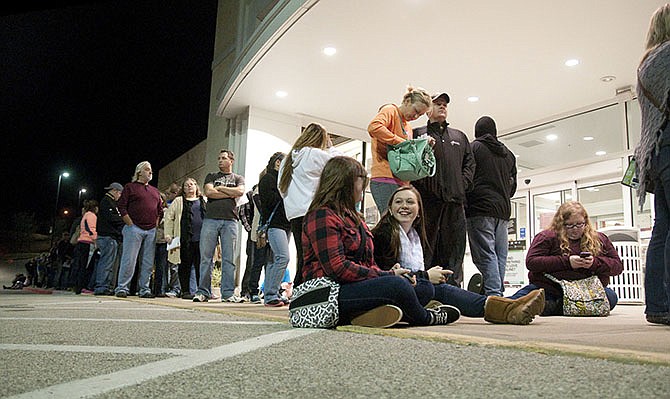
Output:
[{"xmin": 115, "ymin": 161, "xmax": 163, "ymax": 298}]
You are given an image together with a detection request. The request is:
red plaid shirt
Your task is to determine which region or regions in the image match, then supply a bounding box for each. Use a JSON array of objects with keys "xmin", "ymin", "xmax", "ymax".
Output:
[{"xmin": 301, "ymin": 207, "xmax": 394, "ymax": 284}]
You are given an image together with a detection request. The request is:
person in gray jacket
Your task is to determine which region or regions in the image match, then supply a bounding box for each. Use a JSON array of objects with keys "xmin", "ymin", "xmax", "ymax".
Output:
[{"xmin": 465, "ymin": 116, "xmax": 517, "ymax": 297}]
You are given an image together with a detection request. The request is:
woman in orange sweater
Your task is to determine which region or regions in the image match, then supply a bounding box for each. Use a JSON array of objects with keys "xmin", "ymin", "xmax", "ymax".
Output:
[
  {"xmin": 367, "ymin": 86, "xmax": 431, "ymax": 215},
  {"xmin": 72, "ymin": 199, "xmax": 98, "ymax": 294}
]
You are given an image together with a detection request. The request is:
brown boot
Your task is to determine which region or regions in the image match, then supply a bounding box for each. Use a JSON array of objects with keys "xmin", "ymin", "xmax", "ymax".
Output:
[{"xmin": 484, "ymin": 289, "xmax": 545, "ymax": 325}]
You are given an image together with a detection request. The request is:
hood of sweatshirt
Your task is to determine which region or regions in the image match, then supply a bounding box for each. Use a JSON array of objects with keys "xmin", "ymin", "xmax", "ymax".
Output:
[{"xmin": 476, "ymin": 134, "xmax": 508, "ymax": 156}]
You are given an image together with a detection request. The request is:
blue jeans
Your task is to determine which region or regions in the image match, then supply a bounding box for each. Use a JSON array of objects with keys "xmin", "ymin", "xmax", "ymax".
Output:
[
  {"xmin": 370, "ymin": 180, "xmax": 400, "ymax": 215},
  {"xmin": 433, "ymin": 281, "xmax": 487, "ymax": 317},
  {"xmin": 647, "ymin": 123, "xmax": 670, "ymax": 316},
  {"xmin": 263, "ymin": 227, "xmax": 291, "ymax": 302},
  {"xmin": 509, "ymin": 284, "xmax": 618, "ymax": 315},
  {"xmin": 116, "ymin": 225, "xmax": 156, "ymax": 296},
  {"xmin": 153, "ymin": 243, "xmax": 168, "ymax": 295},
  {"xmin": 338, "ymin": 275, "xmax": 433, "ymax": 326},
  {"xmin": 198, "ymin": 218, "xmax": 238, "ymax": 298},
  {"xmin": 467, "ymin": 216, "xmax": 509, "ymax": 296},
  {"xmin": 94, "ymin": 236, "xmax": 119, "ymax": 294}
]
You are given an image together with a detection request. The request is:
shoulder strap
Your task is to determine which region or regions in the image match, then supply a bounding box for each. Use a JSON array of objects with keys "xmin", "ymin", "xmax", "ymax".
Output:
[
  {"xmin": 265, "ymin": 202, "xmax": 281, "ymax": 225},
  {"xmin": 543, "ymin": 273, "xmax": 561, "ymax": 284},
  {"xmin": 394, "ymin": 105, "xmax": 408, "ymax": 138}
]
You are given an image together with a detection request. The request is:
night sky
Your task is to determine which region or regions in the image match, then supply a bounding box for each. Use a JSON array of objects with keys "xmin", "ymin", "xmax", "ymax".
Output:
[{"xmin": 1, "ymin": 0, "xmax": 218, "ymax": 232}]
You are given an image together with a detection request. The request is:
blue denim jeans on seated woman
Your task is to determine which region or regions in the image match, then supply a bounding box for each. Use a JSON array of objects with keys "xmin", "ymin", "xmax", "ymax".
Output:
[
  {"xmin": 646, "ymin": 122, "xmax": 670, "ymax": 316},
  {"xmin": 509, "ymin": 283, "xmax": 618, "ymax": 316},
  {"xmin": 338, "ymin": 275, "xmax": 434, "ymax": 325},
  {"xmin": 433, "ymin": 282, "xmax": 487, "ymax": 317}
]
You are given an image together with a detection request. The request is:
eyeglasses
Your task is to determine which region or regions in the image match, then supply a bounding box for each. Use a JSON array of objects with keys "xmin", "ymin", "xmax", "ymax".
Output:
[{"xmin": 564, "ymin": 222, "xmax": 586, "ymax": 229}]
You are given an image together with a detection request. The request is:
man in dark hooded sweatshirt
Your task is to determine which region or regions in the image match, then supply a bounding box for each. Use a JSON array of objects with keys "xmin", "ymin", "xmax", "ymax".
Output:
[{"xmin": 466, "ymin": 116, "xmax": 517, "ymax": 297}]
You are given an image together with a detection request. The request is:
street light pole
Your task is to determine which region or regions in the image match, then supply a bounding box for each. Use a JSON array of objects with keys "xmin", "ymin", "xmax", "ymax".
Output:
[{"xmin": 50, "ymin": 172, "xmax": 69, "ymax": 247}]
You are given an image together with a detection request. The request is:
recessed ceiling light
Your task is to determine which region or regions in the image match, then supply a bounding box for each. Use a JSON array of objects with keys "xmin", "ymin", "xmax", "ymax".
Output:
[
  {"xmin": 583, "ymin": 136, "xmax": 594, "ymax": 141},
  {"xmin": 595, "ymin": 150, "xmax": 606, "ymax": 156},
  {"xmin": 600, "ymin": 75, "xmax": 616, "ymax": 83},
  {"xmin": 323, "ymin": 46, "xmax": 337, "ymax": 56},
  {"xmin": 275, "ymin": 90, "xmax": 288, "ymax": 98},
  {"xmin": 546, "ymin": 134, "xmax": 558, "ymax": 141},
  {"xmin": 467, "ymin": 96, "xmax": 479, "ymax": 102},
  {"xmin": 565, "ymin": 59, "xmax": 579, "ymax": 67}
]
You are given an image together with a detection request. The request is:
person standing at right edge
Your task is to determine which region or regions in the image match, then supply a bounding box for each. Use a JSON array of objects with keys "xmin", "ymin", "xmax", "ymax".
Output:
[
  {"xmin": 466, "ymin": 116, "xmax": 517, "ymax": 297},
  {"xmin": 633, "ymin": 3, "xmax": 670, "ymax": 326},
  {"xmin": 367, "ymin": 86, "xmax": 432, "ymax": 215},
  {"xmin": 413, "ymin": 92, "xmax": 475, "ymax": 287}
]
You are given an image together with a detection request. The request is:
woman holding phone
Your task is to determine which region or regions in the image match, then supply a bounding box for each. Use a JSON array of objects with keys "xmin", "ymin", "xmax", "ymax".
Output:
[
  {"xmin": 372, "ymin": 186, "xmax": 545, "ymax": 325},
  {"xmin": 508, "ymin": 201, "xmax": 623, "ymax": 315}
]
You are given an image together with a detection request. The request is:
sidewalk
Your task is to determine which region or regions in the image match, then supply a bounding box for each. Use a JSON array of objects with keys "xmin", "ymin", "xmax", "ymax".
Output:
[
  {"xmin": 128, "ymin": 293, "xmax": 670, "ymax": 366},
  {"xmin": 2, "ymin": 257, "xmax": 668, "ymax": 366}
]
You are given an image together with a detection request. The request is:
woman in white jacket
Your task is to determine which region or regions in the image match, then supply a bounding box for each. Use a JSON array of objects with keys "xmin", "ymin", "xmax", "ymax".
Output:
[{"xmin": 278, "ymin": 123, "xmax": 342, "ymax": 286}]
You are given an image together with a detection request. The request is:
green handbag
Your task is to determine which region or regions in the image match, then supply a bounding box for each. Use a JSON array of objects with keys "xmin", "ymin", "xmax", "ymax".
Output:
[{"xmin": 388, "ymin": 138, "xmax": 436, "ymax": 181}]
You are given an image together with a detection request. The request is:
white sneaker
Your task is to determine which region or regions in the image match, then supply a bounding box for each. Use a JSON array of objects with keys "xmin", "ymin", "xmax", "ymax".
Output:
[
  {"xmin": 222, "ymin": 294, "xmax": 243, "ymax": 303},
  {"xmin": 193, "ymin": 293, "xmax": 208, "ymax": 303},
  {"xmin": 165, "ymin": 291, "xmax": 177, "ymax": 298}
]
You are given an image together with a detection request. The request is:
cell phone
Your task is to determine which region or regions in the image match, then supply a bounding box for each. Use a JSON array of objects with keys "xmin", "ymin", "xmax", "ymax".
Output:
[
  {"xmin": 579, "ymin": 252, "xmax": 592, "ymax": 258},
  {"xmin": 401, "ymin": 273, "xmax": 414, "ymax": 283}
]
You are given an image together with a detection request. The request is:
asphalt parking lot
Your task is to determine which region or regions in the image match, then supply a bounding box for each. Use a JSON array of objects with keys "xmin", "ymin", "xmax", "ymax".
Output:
[{"xmin": 1, "ymin": 288, "xmax": 669, "ymax": 399}]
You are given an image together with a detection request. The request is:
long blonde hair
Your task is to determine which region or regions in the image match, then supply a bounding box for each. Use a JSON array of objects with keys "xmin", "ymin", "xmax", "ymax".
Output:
[
  {"xmin": 307, "ymin": 156, "xmax": 367, "ymax": 223},
  {"xmin": 641, "ymin": 3, "xmax": 670, "ymax": 65},
  {"xmin": 549, "ymin": 201, "xmax": 602, "ymax": 256},
  {"xmin": 278, "ymin": 123, "xmax": 329, "ymax": 194}
]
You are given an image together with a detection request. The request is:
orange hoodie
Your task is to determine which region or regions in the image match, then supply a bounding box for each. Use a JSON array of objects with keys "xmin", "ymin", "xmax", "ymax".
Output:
[{"xmin": 367, "ymin": 104, "xmax": 413, "ymax": 180}]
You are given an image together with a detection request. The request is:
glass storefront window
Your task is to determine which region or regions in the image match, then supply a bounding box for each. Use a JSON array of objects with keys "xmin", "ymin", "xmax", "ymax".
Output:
[
  {"xmin": 533, "ymin": 189, "xmax": 572, "ymax": 234},
  {"xmin": 577, "ymin": 183, "xmax": 624, "ymax": 229},
  {"xmin": 500, "ymin": 104, "xmax": 624, "ymax": 172},
  {"xmin": 627, "ymin": 98, "xmax": 641, "ymax": 149},
  {"xmin": 510, "ymin": 196, "xmax": 528, "ymax": 242}
]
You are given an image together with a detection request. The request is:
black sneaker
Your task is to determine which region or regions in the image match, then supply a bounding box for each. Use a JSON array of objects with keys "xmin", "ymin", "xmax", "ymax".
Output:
[
  {"xmin": 181, "ymin": 293, "xmax": 194, "ymax": 300},
  {"xmin": 139, "ymin": 292, "xmax": 155, "ymax": 299},
  {"xmin": 467, "ymin": 273, "xmax": 483, "ymax": 294},
  {"xmin": 646, "ymin": 313, "xmax": 670, "ymax": 325},
  {"xmin": 115, "ymin": 291, "xmax": 127, "ymax": 298},
  {"xmin": 427, "ymin": 304, "xmax": 461, "ymax": 325}
]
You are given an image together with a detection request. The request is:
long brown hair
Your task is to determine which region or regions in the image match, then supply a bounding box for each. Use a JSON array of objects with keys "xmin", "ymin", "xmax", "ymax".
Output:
[
  {"xmin": 549, "ymin": 201, "xmax": 602, "ymax": 256},
  {"xmin": 278, "ymin": 123, "xmax": 329, "ymax": 194},
  {"xmin": 371, "ymin": 186, "xmax": 429, "ymax": 262},
  {"xmin": 307, "ymin": 156, "xmax": 367, "ymax": 223}
]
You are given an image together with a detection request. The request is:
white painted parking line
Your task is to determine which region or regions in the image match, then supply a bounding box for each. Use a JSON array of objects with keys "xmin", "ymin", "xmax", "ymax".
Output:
[
  {"xmin": 1, "ymin": 306, "xmax": 192, "ymax": 311},
  {"xmin": 0, "ymin": 343, "xmax": 195, "ymax": 355},
  {"xmin": 7, "ymin": 328, "xmax": 321, "ymax": 399},
  {"xmin": 0, "ymin": 317, "xmax": 280, "ymax": 324}
]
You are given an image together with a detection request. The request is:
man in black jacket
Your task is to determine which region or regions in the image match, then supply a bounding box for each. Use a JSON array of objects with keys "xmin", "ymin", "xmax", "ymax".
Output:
[
  {"xmin": 465, "ymin": 116, "xmax": 517, "ymax": 297},
  {"xmin": 93, "ymin": 182, "xmax": 124, "ymax": 295},
  {"xmin": 413, "ymin": 92, "xmax": 476, "ymax": 287}
]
